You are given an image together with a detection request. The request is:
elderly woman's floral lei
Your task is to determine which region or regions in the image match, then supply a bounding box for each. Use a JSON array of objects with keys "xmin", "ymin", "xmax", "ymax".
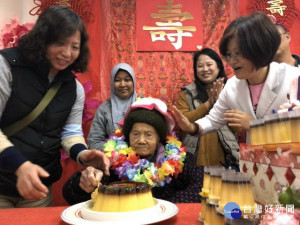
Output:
[{"xmin": 103, "ymin": 129, "xmax": 186, "ymax": 187}]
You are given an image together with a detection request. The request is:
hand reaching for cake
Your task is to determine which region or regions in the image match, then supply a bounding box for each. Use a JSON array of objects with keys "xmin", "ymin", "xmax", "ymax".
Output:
[
  {"xmin": 79, "ymin": 166, "xmax": 103, "ymax": 193},
  {"xmin": 78, "ymin": 149, "xmax": 110, "ymax": 176}
]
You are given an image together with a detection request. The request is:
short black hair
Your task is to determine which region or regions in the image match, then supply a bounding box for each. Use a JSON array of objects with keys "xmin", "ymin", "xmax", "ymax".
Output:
[
  {"xmin": 18, "ymin": 5, "xmax": 90, "ymax": 72},
  {"xmin": 219, "ymin": 11, "xmax": 280, "ymax": 70}
]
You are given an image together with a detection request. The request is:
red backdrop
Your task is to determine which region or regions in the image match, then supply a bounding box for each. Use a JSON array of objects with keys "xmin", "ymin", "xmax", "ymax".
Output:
[
  {"xmin": 29, "ymin": 0, "xmax": 300, "ymax": 135},
  {"xmin": 239, "ymin": 0, "xmax": 300, "ymax": 54},
  {"xmin": 27, "ymin": 0, "xmax": 300, "ymax": 206}
]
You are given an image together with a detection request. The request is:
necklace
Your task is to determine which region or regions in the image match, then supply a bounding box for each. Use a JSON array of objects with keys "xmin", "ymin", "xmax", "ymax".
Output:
[{"xmin": 103, "ymin": 129, "xmax": 186, "ymax": 187}]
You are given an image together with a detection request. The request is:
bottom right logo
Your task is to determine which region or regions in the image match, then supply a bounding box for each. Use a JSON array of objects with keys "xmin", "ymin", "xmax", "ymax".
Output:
[{"xmin": 223, "ymin": 202, "xmax": 242, "ymax": 219}]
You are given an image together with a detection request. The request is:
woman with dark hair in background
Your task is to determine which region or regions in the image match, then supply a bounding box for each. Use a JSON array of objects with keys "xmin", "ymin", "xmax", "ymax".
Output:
[
  {"xmin": 176, "ymin": 48, "xmax": 239, "ymax": 169},
  {"xmin": 0, "ymin": 6, "xmax": 109, "ymax": 208}
]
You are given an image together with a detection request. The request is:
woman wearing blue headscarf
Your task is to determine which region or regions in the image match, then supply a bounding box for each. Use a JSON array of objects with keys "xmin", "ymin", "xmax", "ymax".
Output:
[{"xmin": 88, "ymin": 63, "xmax": 137, "ymax": 150}]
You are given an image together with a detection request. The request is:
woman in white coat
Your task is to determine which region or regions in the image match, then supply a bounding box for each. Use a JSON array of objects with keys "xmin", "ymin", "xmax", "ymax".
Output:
[{"xmin": 171, "ymin": 11, "xmax": 300, "ymax": 142}]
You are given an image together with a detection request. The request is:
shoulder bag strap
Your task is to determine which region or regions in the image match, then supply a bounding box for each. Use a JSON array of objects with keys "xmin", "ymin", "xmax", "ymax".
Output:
[{"xmin": 3, "ymin": 82, "xmax": 63, "ymax": 137}]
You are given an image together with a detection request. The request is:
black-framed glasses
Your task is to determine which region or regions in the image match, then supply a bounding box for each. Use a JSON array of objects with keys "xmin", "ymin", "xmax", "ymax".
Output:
[{"xmin": 222, "ymin": 54, "xmax": 240, "ymax": 62}]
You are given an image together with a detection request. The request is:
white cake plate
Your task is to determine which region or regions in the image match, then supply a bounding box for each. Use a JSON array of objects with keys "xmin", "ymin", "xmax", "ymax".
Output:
[{"xmin": 61, "ymin": 198, "xmax": 178, "ymax": 225}]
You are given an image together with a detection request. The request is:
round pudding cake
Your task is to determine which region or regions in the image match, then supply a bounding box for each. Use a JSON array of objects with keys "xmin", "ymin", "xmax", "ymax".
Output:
[{"xmin": 91, "ymin": 181, "xmax": 155, "ymax": 212}]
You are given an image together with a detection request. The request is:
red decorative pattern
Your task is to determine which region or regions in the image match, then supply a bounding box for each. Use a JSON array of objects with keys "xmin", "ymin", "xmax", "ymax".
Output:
[
  {"xmin": 240, "ymin": 143, "xmax": 300, "ymax": 205},
  {"xmin": 30, "ymin": 0, "xmax": 235, "ymax": 135},
  {"xmin": 30, "ymin": 0, "xmax": 94, "ymax": 24},
  {"xmin": 110, "ymin": 0, "xmax": 233, "ymax": 105},
  {"xmin": 242, "ymin": 163, "xmax": 248, "ymax": 173},
  {"xmin": 239, "ymin": 144, "xmax": 300, "ymax": 169},
  {"xmin": 285, "ymin": 167, "xmax": 296, "ymax": 185},
  {"xmin": 248, "ymin": 0, "xmax": 300, "ymax": 30},
  {"xmin": 266, "ymin": 165, "xmax": 274, "ymax": 181},
  {"xmin": 253, "ymin": 163, "xmax": 258, "ymax": 175}
]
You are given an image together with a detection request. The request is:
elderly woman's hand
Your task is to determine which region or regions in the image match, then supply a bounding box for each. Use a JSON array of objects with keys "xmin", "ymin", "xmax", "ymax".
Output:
[{"xmin": 79, "ymin": 166, "xmax": 103, "ymax": 193}]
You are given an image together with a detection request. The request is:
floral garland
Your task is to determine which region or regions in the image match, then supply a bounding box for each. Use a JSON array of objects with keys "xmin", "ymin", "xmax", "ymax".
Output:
[{"xmin": 103, "ymin": 129, "xmax": 186, "ymax": 187}]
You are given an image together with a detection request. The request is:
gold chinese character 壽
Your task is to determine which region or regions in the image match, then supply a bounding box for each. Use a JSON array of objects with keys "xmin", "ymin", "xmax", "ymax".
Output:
[
  {"xmin": 143, "ymin": 0, "xmax": 196, "ymax": 50},
  {"xmin": 266, "ymin": 0, "xmax": 287, "ymax": 16},
  {"xmin": 55, "ymin": 0, "xmax": 71, "ymax": 7}
]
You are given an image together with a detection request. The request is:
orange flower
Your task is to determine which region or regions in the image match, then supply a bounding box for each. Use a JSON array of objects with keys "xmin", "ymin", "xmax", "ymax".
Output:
[
  {"xmin": 114, "ymin": 128, "xmax": 123, "ymax": 137},
  {"xmin": 127, "ymin": 151, "xmax": 140, "ymax": 164},
  {"xmin": 111, "ymin": 154, "xmax": 127, "ymax": 170}
]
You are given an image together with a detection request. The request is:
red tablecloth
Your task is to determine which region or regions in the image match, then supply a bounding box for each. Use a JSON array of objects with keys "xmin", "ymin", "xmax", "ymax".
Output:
[{"xmin": 0, "ymin": 203, "xmax": 201, "ymax": 225}]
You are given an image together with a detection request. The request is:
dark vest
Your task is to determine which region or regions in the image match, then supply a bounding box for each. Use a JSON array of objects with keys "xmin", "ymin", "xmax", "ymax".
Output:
[
  {"xmin": 292, "ymin": 54, "xmax": 300, "ymax": 68},
  {"xmin": 0, "ymin": 47, "xmax": 77, "ymax": 196}
]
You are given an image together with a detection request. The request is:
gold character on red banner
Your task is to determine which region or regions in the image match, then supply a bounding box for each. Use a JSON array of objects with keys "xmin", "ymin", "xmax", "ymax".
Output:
[
  {"xmin": 143, "ymin": 0, "xmax": 196, "ymax": 50},
  {"xmin": 266, "ymin": 0, "xmax": 287, "ymax": 16},
  {"xmin": 55, "ymin": 0, "xmax": 71, "ymax": 7}
]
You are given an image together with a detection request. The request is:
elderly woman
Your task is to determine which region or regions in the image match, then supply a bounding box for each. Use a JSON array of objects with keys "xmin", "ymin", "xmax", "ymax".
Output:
[{"xmin": 63, "ymin": 98, "xmax": 203, "ymax": 204}]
